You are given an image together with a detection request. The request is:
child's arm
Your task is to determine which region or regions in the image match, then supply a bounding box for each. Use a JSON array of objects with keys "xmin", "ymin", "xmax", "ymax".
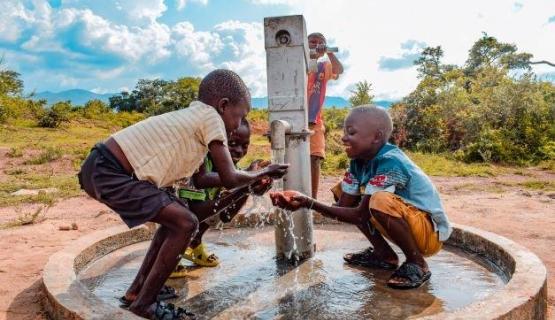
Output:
[
  {"xmin": 307, "ymin": 195, "xmax": 370, "ymax": 225},
  {"xmin": 327, "ymin": 52, "xmax": 344, "ymax": 77},
  {"xmin": 189, "ymin": 185, "xmax": 250, "ymax": 222},
  {"xmin": 194, "ymin": 159, "xmax": 271, "ymax": 189},
  {"xmin": 274, "ymin": 191, "xmax": 370, "ymax": 225},
  {"xmin": 192, "ymin": 162, "xmax": 222, "ymax": 189},
  {"xmin": 217, "ymin": 177, "xmax": 272, "ymax": 222},
  {"xmin": 336, "ymin": 193, "xmax": 361, "ymax": 208},
  {"xmin": 209, "ymin": 141, "xmax": 287, "ymax": 189}
]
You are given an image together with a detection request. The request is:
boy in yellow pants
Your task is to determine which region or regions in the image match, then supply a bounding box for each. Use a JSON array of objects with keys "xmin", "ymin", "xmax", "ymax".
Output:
[{"xmin": 272, "ymin": 105, "xmax": 451, "ymax": 289}]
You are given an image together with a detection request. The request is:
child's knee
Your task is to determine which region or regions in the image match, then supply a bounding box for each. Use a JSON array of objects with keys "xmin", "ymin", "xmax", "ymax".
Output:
[
  {"xmin": 369, "ymin": 191, "xmax": 395, "ymax": 211},
  {"xmin": 175, "ymin": 210, "xmax": 199, "ymax": 235},
  {"xmin": 369, "ymin": 192, "xmax": 401, "ymax": 223}
]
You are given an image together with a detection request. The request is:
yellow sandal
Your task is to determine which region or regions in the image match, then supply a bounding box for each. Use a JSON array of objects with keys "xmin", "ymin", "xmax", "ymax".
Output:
[
  {"xmin": 169, "ymin": 264, "xmax": 189, "ymax": 278},
  {"xmin": 183, "ymin": 243, "xmax": 220, "ymax": 267}
]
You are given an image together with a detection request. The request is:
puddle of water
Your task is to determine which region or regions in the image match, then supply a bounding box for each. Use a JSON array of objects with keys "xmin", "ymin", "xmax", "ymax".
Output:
[{"xmin": 79, "ymin": 225, "xmax": 505, "ymax": 320}]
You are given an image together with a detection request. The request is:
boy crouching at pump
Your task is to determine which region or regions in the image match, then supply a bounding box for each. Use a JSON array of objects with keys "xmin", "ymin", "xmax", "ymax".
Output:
[
  {"xmin": 170, "ymin": 118, "xmax": 273, "ymax": 277},
  {"xmin": 271, "ymin": 105, "xmax": 451, "ymax": 289},
  {"xmin": 78, "ymin": 69, "xmax": 288, "ymax": 320}
]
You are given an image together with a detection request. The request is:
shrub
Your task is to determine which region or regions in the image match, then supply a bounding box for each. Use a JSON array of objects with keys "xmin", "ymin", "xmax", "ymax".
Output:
[
  {"xmin": 6, "ymin": 147, "xmax": 23, "ymax": 158},
  {"xmin": 38, "ymin": 101, "xmax": 71, "ymax": 128}
]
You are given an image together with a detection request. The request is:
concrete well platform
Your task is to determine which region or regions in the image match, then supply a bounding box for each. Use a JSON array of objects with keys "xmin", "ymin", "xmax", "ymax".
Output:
[{"xmin": 42, "ymin": 223, "xmax": 547, "ymax": 319}]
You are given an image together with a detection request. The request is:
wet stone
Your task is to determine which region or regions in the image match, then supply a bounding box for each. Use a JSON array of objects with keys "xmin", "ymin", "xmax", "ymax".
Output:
[{"xmin": 79, "ymin": 225, "xmax": 505, "ymax": 320}]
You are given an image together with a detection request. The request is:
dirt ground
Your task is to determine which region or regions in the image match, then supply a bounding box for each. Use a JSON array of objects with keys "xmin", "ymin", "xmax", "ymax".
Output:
[{"xmin": 0, "ymin": 171, "xmax": 554, "ymax": 320}]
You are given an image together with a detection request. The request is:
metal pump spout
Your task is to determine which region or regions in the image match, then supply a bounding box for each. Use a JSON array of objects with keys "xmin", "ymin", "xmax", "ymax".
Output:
[{"xmin": 270, "ymin": 120, "xmax": 291, "ymax": 152}]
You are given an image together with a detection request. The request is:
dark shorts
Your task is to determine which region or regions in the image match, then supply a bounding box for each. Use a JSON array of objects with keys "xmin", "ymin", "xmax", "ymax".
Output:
[{"xmin": 77, "ymin": 143, "xmax": 187, "ymax": 228}]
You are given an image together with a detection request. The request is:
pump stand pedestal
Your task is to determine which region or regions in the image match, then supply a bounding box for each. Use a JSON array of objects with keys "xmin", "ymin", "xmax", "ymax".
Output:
[{"xmin": 265, "ymin": 15, "xmax": 314, "ymax": 261}]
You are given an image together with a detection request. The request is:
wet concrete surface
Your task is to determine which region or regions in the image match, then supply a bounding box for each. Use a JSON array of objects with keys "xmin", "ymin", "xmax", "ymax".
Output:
[{"xmin": 79, "ymin": 224, "xmax": 505, "ymax": 320}]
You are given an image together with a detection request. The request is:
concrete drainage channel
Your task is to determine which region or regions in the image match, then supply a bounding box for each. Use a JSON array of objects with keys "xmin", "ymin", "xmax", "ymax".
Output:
[{"xmin": 42, "ymin": 223, "xmax": 547, "ymax": 320}]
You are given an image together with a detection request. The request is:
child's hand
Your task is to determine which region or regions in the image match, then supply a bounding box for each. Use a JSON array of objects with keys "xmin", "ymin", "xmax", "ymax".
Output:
[
  {"xmin": 246, "ymin": 159, "xmax": 271, "ymax": 171},
  {"xmin": 264, "ymin": 163, "xmax": 289, "ymax": 179},
  {"xmin": 251, "ymin": 176, "xmax": 272, "ymax": 196},
  {"xmin": 269, "ymin": 190, "xmax": 309, "ymax": 211}
]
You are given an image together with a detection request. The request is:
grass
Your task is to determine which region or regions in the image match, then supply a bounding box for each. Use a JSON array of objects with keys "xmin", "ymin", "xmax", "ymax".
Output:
[
  {"xmin": 0, "ymin": 173, "xmax": 80, "ymax": 207},
  {"xmin": 406, "ymin": 151, "xmax": 510, "ymax": 177},
  {"xmin": 0, "ymin": 121, "xmax": 113, "ymax": 154},
  {"xmin": 24, "ymin": 147, "xmax": 62, "ymax": 165},
  {"xmin": 0, "ymin": 207, "xmax": 46, "ymax": 229},
  {"xmin": 537, "ymin": 160, "xmax": 555, "ymax": 172},
  {"xmin": 516, "ymin": 180, "xmax": 555, "ymax": 191},
  {"xmin": 6, "ymin": 146, "xmax": 23, "ymax": 158},
  {"xmin": 1, "ymin": 119, "xmax": 552, "ymax": 209},
  {"xmin": 0, "ymin": 118, "xmax": 117, "ymax": 207}
]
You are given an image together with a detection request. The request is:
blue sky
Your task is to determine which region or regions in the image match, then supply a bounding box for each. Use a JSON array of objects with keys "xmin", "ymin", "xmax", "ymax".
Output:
[{"xmin": 1, "ymin": 0, "xmax": 554, "ymax": 99}]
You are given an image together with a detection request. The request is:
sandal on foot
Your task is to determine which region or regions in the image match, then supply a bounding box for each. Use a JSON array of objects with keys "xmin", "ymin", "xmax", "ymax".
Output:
[
  {"xmin": 119, "ymin": 296, "xmax": 133, "ymax": 309},
  {"xmin": 152, "ymin": 301, "xmax": 196, "ymax": 320},
  {"xmin": 387, "ymin": 262, "xmax": 431, "ymax": 290},
  {"xmin": 169, "ymin": 264, "xmax": 189, "ymax": 279},
  {"xmin": 183, "ymin": 243, "xmax": 219, "ymax": 267},
  {"xmin": 157, "ymin": 285, "xmax": 178, "ymax": 300},
  {"xmin": 343, "ymin": 247, "xmax": 398, "ymax": 270},
  {"xmin": 119, "ymin": 285, "xmax": 179, "ymax": 308}
]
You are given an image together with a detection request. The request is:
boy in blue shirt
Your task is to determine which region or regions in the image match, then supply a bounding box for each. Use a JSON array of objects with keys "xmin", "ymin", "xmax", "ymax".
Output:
[{"xmin": 271, "ymin": 105, "xmax": 452, "ymax": 289}]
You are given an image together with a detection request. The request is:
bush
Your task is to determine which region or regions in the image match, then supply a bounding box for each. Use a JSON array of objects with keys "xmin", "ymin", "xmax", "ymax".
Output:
[
  {"xmin": 38, "ymin": 101, "xmax": 71, "ymax": 128},
  {"xmin": 82, "ymin": 99, "xmax": 111, "ymax": 120}
]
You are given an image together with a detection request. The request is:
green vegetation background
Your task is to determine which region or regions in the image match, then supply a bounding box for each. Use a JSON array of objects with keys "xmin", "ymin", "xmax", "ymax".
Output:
[{"xmin": 0, "ymin": 34, "xmax": 554, "ymax": 208}]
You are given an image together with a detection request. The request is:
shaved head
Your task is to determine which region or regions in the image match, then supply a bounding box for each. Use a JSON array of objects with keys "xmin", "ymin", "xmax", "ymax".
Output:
[{"xmin": 347, "ymin": 105, "xmax": 393, "ymax": 142}]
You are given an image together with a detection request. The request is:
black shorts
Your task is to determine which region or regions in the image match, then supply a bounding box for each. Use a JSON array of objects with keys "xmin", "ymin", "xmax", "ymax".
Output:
[{"xmin": 78, "ymin": 143, "xmax": 187, "ymax": 228}]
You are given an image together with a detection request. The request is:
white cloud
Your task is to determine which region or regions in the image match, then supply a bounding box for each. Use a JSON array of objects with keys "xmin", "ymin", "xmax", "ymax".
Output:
[
  {"xmin": 14, "ymin": 5, "xmax": 172, "ymax": 62},
  {"xmin": 115, "ymin": 0, "xmax": 167, "ymax": 24},
  {"xmin": 0, "ymin": 0, "xmax": 48, "ymax": 42},
  {"xmin": 3, "ymin": 0, "xmax": 554, "ymax": 98},
  {"xmin": 276, "ymin": 0, "xmax": 555, "ymax": 99},
  {"xmin": 176, "ymin": 0, "xmax": 209, "ymax": 11},
  {"xmin": 214, "ymin": 21, "xmax": 267, "ymax": 96},
  {"xmin": 172, "ymin": 21, "xmax": 223, "ymax": 70},
  {"xmin": 250, "ymin": 0, "xmax": 298, "ymax": 5}
]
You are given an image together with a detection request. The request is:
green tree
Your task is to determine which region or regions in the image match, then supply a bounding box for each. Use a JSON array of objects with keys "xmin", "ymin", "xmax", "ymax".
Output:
[
  {"xmin": 389, "ymin": 34, "xmax": 555, "ymax": 164},
  {"xmin": 109, "ymin": 91, "xmax": 138, "ymax": 112},
  {"xmin": 108, "ymin": 77, "xmax": 201, "ymax": 115},
  {"xmin": 149, "ymin": 77, "xmax": 201, "ymax": 115},
  {"xmin": 83, "ymin": 99, "xmax": 111, "ymax": 119},
  {"xmin": 349, "ymin": 80, "xmax": 374, "ymax": 107},
  {"xmin": 0, "ymin": 58, "xmax": 23, "ymax": 97},
  {"xmin": 464, "ymin": 33, "xmax": 532, "ymax": 76}
]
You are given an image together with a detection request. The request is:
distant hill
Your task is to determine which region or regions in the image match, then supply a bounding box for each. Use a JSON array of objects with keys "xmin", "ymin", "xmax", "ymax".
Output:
[
  {"xmin": 34, "ymin": 89, "xmax": 117, "ymax": 106},
  {"xmin": 33, "ymin": 89, "xmax": 395, "ymax": 109}
]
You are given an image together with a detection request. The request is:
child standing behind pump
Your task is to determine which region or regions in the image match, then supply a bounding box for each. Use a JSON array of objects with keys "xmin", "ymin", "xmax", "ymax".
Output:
[
  {"xmin": 307, "ymin": 32, "xmax": 343, "ymax": 199},
  {"xmin": 78, "ymin": 69, "xmax": 288, "ymax": 320},
  {"xmin": 271, "ymin": 105, "xmax": 451, "ymax": 290},
  {"xmin": 170, "ymin": 118, "xmax": 272, "ymax": 277}
]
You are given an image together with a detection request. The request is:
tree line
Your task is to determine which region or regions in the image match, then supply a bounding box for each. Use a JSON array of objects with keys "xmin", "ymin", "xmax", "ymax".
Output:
[
  {"xmin": 346, "ymin": 34, "xmax": 554, "ymax": 164},
  {"xmin": 0, "ymin": 62, "xmax": 201, "ymax": 127},
  {"xmin": 1, "ymin": 33, "xmax": 554, "ymax": 164}
]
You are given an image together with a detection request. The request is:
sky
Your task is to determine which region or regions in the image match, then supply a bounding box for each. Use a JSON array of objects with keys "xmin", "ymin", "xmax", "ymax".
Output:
[{"xmin": 1, "ymin": 0, "xmax": 554, "ymax": 100}]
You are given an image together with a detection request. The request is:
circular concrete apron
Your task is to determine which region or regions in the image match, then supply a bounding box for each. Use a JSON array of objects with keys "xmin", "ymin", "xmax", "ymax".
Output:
[{"xmin": 42, "ymin": 223, "xmax": 547, "ymax": 319}]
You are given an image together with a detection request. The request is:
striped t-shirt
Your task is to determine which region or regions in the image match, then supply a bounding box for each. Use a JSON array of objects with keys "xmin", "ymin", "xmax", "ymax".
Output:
[{"xmin": 112, "ymin": 101, "xmax": 228, "ymax": 188}]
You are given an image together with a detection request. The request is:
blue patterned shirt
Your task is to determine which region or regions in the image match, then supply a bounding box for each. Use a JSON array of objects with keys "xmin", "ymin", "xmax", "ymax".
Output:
[{"xmin": 341, "ymin": 143, "xmax": 452, "ymax": 241}]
